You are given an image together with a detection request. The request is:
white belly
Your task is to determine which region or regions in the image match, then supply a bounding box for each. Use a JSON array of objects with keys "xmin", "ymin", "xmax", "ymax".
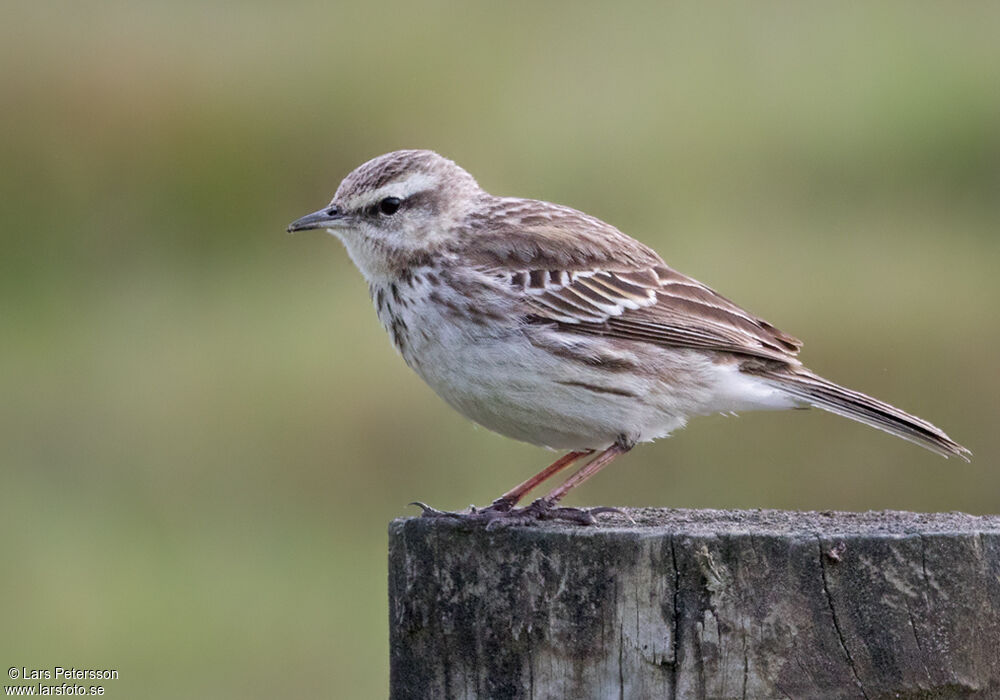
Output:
[{"xmin": 370, "ymin": 272, "xmax": 798, "ymax": 450}]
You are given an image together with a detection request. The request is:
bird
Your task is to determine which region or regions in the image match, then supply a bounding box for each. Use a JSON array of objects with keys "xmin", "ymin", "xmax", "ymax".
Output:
[{"xmin": 288, "ymin": 149, "xmax": 970, "ymax": 525}]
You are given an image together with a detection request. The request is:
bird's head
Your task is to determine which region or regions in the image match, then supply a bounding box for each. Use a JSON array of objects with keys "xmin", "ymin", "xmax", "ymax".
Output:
[{"xmin": 288, "ymin": 149, "xmax": 484, "ymax": 281}]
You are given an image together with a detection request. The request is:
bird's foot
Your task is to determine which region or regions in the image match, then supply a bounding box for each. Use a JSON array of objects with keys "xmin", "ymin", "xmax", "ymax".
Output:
[
  {"xmin": 486, "ymin": 498, "xmax": 629, "ymax": 529},
  {"xmin": 409, "ymin": 498, "xmax": 629, "ymax": 529},
  {"xmin": 408, "ymin": 499, "xmax": 516, "ymax": 523}
]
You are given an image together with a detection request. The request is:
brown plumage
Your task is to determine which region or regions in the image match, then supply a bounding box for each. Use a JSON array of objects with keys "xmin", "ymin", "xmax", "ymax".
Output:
[{"xmin": 439, "ymin": 191, "xmax": 966, "ymax": 459}]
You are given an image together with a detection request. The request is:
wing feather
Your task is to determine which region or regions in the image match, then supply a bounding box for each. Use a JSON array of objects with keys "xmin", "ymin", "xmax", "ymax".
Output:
[{"xmin": 460, "ymin": 197, "xmax": 802, "ymax": 363}]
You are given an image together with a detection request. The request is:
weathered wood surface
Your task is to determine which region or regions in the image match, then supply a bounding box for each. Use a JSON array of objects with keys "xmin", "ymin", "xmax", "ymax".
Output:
[{"xmin": 388, "ymin": 508, "xmax": 1000, "ymax": 700}]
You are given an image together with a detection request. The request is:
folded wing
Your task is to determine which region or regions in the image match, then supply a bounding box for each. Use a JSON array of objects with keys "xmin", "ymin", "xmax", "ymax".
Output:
[
  {"xmin": 462, "ymin": 198, "xmax": 800, "ymax": 363},
  {"xmin": 502, "ymin": 263, "xmax": 802, "ymax": 364}
]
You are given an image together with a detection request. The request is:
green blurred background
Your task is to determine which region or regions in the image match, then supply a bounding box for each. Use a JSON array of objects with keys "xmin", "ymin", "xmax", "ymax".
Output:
[{"xmin": 2, "ymin": 2, "xmax": 998, "ymax": 697}]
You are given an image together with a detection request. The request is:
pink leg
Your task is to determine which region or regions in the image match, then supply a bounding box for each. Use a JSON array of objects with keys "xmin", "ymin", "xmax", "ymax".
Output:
[
  {"xmin": 411, "ymin": 443, "xmax": 632, "ymax": 526},
  {"xmin": 541, "ymin": 442, "xmax": 631, "ymax": 506},
  {"xmin": 492, "ymin": 450, "xmax": 593, "ymax": 509}
]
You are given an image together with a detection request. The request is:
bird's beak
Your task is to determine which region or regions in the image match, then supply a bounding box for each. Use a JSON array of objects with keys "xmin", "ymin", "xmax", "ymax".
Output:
[{"xmin": 287, "ymin": 206, "xmax": 346, "ymax": 233}]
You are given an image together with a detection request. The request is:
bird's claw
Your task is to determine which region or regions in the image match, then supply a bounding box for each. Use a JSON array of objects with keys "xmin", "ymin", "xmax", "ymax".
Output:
[
  {"xmin": 408, "ymin": 501, "xmax": 464, "ymax": 519},
  {"xmin": 409, "ymin": 501, "xmax": 509, "ymax": 521},
  {"xmin": 584, "ymin": 505, "xmax": 636, "ymax": 524}
]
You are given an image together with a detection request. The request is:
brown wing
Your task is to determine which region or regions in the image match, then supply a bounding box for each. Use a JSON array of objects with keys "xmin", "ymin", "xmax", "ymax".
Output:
[
  {"xmin": 506, "ymin": 264, "xmax": 802, "ymax": 363},
  {"xmin": 462, "ymin": 197, "xmax": 802, "ymax": 363}
]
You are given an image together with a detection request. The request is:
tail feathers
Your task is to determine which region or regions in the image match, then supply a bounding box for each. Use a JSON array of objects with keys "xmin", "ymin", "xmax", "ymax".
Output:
[{"xmin": 760, "ymin": 371, "xmax": 971, "ymax": 461}]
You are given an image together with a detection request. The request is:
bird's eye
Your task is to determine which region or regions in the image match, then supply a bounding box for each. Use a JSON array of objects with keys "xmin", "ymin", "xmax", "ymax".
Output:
[{"xmin": 379, "ymin": 197, "xmax": 401, "ymax": 215}]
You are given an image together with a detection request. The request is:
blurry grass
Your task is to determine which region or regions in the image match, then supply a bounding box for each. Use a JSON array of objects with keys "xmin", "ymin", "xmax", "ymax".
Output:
[{"xmin": 2, "ymin": 1, "xmax": 999, "ymax": 698}]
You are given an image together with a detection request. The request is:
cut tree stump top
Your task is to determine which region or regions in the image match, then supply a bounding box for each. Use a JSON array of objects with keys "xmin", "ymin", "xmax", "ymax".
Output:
[
  {"xmin": 395, "ymin": 506, "xmax": 1000, "ymax": 534},
  {"xmin": 389, "ymin": 508, "xmax": 1000, "ymax": 700}
]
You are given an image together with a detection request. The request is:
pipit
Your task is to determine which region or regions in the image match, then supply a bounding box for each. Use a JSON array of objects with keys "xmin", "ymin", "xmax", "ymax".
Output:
[{"xmin": 288, "ymin": 150, "xmax": 970, "ymax": 525}]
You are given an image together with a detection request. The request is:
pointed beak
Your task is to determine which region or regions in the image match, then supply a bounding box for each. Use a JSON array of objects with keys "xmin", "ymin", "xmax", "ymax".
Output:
[{"xmin": 287, "ymin": 205, "xmax": 346, "ymax": 233}]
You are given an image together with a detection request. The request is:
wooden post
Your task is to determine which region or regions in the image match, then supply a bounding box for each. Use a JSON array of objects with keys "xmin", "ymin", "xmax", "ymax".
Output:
[{"xmin": 388, "ymin": 508, "xmax": 1000, "ymax": 699}]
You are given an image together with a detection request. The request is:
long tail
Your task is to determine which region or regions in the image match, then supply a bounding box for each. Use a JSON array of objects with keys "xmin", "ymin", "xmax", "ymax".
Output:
[{"xmin": 758, "ymin": 370, "xmax": 971, "ymax": 460}]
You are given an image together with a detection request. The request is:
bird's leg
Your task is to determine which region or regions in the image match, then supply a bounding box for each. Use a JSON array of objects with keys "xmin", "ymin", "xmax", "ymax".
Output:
[
  {"xmin": 411, "ymin": 441, "xmax": 633, "ymax": 527},
  {"xmin": 409, "ymin": 450, "xmax": 592, "ymax": 521},
  {"xmin": 483, "ymin": 450, "xmax": 594, "ymax": 513},
  {"xmin": 541, "ymin": 441, "xmax": 630, "ymax": 506},
  {"xmin": 486, "ymin": 439, "xmax": 634, "ymax": 527}
]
